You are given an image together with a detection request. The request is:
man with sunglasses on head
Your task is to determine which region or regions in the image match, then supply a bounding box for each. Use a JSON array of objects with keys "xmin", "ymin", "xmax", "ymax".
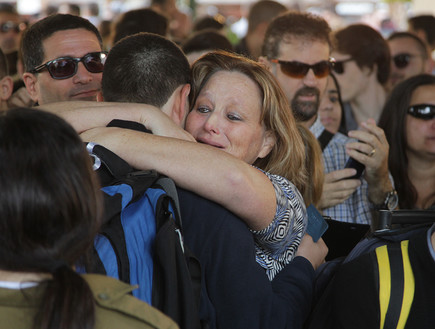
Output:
[
  {"xmin": 260, "ymin": 11, "xmax": 394, "ymax": 230},
  {"xmin": 21, "ymin": 14, "xmax": 106, "ymax": 105},
  {"xmin": 387, "ymin": 32, "xmax": 432, "ymax": 92}
]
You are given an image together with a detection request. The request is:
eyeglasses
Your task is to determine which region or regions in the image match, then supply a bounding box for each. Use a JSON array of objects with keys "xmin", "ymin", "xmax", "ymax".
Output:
[
  {"xmin": 332, "ymin": 58, "xmax": 354, "ymax": 74},
  {"xmin": 407, "ymin": 104, "xmax": 435, "ymax": 120},
  {"xmin": 0, "ymin": 21, "xmax": 26, "ymax": 33},
  {"xmin": 30, "ymin": 52, "xmax": 107, "ymax": 80},
  {"xmin": 270, "ymin": 58, "xmax": 335, "ymax": 79},
  {"xmin": 392, "ymin": 53, "xmax": 419, "ymax": 69}
]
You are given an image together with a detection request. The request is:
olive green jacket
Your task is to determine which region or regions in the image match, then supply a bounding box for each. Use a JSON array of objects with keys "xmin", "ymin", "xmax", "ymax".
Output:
[{"xmin": 0, "ymin": 273, "xmax": 179, "ymax": 329}]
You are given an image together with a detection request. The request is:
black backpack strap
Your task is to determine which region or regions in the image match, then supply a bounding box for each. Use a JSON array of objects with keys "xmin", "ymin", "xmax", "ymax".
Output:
[
  {"xmin": 317, "ymin": 129, "xmax": 335, "ymax": 152},
  {"xmin": 375, "ymin": 240, "xmax": 414, "ymax": 329},
  {"xmin": 156, "ymin": 176, "xmax": 181, "ymax": 225}
]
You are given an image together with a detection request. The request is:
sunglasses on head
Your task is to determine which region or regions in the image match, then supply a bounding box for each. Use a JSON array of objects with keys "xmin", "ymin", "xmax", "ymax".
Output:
[
  {"xmin": 30, "ymin": 52, "xmax": 107, "ymax": 80},
  {"xmin": 270, "ymin": 58, "xmax": 334, "ymax": 79},
  {"xmin": 0, "ymin": 21, "xmax": 26, "ymax": 33},
  {"xmin": 332, "ymin": 58, "xmax": 354, "ymax": 74},
  {"xmin": 407, "ymin": 104, "xmax": 435, "ymax": 120},
  {"xmin": 392, "ymin": 53, "xmax": 419, "ymax": 69}
]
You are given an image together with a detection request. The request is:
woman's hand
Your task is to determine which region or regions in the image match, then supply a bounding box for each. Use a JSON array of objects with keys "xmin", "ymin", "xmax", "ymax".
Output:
[{"xmin": 141, "ymin": 107, "xmax": 196, "ymax": 142}]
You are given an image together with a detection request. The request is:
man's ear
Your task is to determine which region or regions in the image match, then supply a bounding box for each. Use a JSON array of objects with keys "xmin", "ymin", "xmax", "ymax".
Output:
[
  {"xmin": 22, "ymin": 72, "xmax": 40, "ymax": 102},
  {"xmin": 257, "ymin": 130, "xmax": 276, "ymax": 159},
  {"xmin": 0, "ymin": 76, "xmax": 13, "ymax": 101},
  {"xmin": 362, "ymin": 63, "xmax": 376, "ymax": 78},
  {"xmin": 423, "ymin": 57, "xmax": 433, "ymax": 74},
  {"xmin": 170, "ymin": 83, "xmax": 191, "ymax": 127}
]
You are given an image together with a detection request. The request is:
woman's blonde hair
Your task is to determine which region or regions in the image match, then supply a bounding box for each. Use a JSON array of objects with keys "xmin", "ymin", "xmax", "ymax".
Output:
[
  {"xmin": 190, "ymin": 51, "xmax": 308, "ymax": 197},
  {"xmin": 296, "ymin": 123, "xmax": 324, "ymax": 206}
]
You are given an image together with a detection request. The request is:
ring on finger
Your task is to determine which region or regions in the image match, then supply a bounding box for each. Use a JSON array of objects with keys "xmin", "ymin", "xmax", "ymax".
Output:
[{"xmin": 369, "ymin": 149, "xmax": 376, "ymax": 157}]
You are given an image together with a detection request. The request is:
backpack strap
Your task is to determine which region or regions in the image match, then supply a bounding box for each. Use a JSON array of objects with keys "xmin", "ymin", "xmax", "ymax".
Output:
[
  {"xmin": 156, "ymin": 176, "xmax": 181, "ymax": 222},
  {"xmin": 317, "ymin": 129, "xmax": 335, "ymax": 152},
  {"xmin": 375, "ymin": 240, "xmax": 415, "ymax": 329}
]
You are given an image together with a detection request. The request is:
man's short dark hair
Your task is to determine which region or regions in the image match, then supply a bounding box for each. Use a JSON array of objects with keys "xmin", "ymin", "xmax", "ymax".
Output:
[
  {"xmin": 333, "ymin": 24, "xmax": 390, "ymax": 85},
  {"xmin": 192, "ymin": 15, "xmax": 225, "ymax": 32},
  {"xmin": 182, "ymin": 29, "xmax": 233, "ymax": 55},
  {"xmin": 388, "ymin": 31, "xmax": 428, "ymax": 60},
  {"xmin": 247, "ymin": 0, "xmax": 286, "ymax": 34},
  {"xmin": 0, "ymin": 3, "xmax": 18, "ymax": 15},
  {"xmin": 408, "ymin": 15, "xmax": 435, "ymax": 48},
  {"xmin": 112, "ymin": 9, "xmax": 168, "ymax": 44},
  {"xmin": 21, "ymin": 14, "xmax": 102, "ymax": 73},
  {"xmin": 262, "ymin": 11, "xmax": 331, "ymax": 59},
  {"xmin": 102, "ymin": 32, "xmax": 191, "ymax": 107}
]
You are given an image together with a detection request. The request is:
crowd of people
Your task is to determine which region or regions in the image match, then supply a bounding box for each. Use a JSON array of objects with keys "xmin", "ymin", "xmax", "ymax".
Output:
[{"xmin": 0, "ymin": 1, "xmax": 433, "ymax": 329}]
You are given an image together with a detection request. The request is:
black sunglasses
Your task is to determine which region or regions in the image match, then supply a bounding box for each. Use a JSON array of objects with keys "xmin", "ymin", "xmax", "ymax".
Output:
[
  {"xmin": 392, "ymin": 53, "xmax": 419, "ymax": 69},
  {"xmin": 30, "ymin": 52, "xmax": 107, "ymax": 80},
  {"xmin": 407, "ymin": 104, "xmax": 435, "ymax": 120},
  {"xmin": 0, "ymin": 21, "xmax": 26, "ymax": 33},
  {"xmin": 270, "ymin": 58, "xmax": 335, "ymax": 78},
  {"xmin": 332, "ymin": 58, "xmax": 354, "ymax": 74}
]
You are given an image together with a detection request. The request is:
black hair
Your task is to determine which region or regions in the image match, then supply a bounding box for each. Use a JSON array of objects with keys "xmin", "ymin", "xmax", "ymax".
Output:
[
  {"xmin": 388, "ymin": 31, "xmax": 429, "ymax": 60},
  {"xmin": 0, "ymin": 107, "xmax": 103, "ymax": 329},
  {"xmin": 21, "ymin": 14, "xmax": 102, "ymax": 72},
  {"xmin": 182, "ymin": 29, "xmax": 233, "ymax": 55},
  {"xmin": 378, "ymin": 74, "xmax": 435, "ymax": 209},
  {"xmin": 262, "ymin": 11, "xmax": 331, "ymax": 59},
  {"xmin": 112, "ymin": 8, "xmax": 169, "ymax": 44},
  {"xmin": 102, "ymin": 32, "xmax": 191, "ymax": 107},
  {"xmin": 0, "ymin": 47, "xmax": 8, "ymax": 79},
  {"xmin": 192, "ymin": 15, "xmax": 225, "ymax": 32},
  {"xmin": 333, "ymin": 24, "xmax": 391, "ymax": 85},
  {"xmin": 247, "ymin": 0, "xmax": 286, "ymax": 34},
  {"xmin": 408, "ymin": 15, "xmax": 435, "ymax": 48},
  {"xmin": 329, "ymin": 73, "xmax": 347, "ymax": 135}
]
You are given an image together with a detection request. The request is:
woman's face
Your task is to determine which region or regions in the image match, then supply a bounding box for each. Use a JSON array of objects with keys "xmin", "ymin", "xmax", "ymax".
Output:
[
  {"xmin": 319, "ymin": 76, "xmax": 342, "ymax": 134},
  {"xmin": 406, "ymin": 84, "xmax": 435, "ymax": 159},
  {"xmin": 185, "ymin": 70, "xmax": 274, "ymax": 164}
]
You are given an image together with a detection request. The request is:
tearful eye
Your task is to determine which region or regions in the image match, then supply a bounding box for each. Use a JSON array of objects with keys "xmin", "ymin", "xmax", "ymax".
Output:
[
  {"xmin": 227, "ymin": 113, "xmax": 241, "ymax": 121},
  {"xmin": 197, "ymin": 106, "xmax": 211, "ymax": 114}
]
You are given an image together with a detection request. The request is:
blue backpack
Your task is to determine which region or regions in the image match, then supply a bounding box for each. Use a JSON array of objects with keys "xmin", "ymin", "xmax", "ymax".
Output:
[{"xmin": 85, "ymin": 140, "xmax": 202, "ymax": 329}]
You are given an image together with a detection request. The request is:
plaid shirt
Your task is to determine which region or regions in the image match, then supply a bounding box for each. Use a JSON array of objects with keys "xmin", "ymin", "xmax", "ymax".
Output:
[{"xmin": 310, "ymin": 117, "xmax": 373, "ymax": 225}]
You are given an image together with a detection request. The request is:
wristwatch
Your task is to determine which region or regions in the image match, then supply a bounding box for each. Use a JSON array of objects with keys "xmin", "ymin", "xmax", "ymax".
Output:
[{"xmin": 376, "ymin": 190, "xmax": 399, "ymax": 210}]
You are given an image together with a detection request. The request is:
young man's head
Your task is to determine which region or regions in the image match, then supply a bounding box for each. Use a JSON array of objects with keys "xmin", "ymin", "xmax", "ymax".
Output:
[
  {"xmin": 21, "ymin": 14, "xmax": 104, "ymax": 105},
  {"xmin": 260, "ymin": 11, "xmax": 332, "ymax": 125},
  {"xmin": 387, "ymin": 32, "xmax": 431, "ymax": 91},
  {"xmin": 102, "ymin": 32, "xmax": 191, "ymax": 126},
  {"xmin": 331, "ymin": 24, "xmax": 390, "ymax": 103}
]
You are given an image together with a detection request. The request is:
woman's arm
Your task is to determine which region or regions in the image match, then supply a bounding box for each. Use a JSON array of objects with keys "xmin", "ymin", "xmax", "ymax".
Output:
[{"xmin": 82, "ymin": 126, "xmax": 277, "ymax": 231}]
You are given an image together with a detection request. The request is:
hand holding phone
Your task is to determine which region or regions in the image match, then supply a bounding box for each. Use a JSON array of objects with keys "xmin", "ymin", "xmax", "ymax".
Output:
[{"xmin": 343, "ymin": 157, "xmax": 365, "ymax": 179}]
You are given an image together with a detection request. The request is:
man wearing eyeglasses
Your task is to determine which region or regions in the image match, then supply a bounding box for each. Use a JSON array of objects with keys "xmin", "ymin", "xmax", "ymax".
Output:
[
  {"xmin": 21, "ymin": 14, "xmax": 105, "ymax": 105},
  {"xmin": 260, "ymin": 11, "xmax": 394, "ymax": 228},
  {"xmin": 387, "ymin": 32, "xmax": 432, "ymax": 92}
]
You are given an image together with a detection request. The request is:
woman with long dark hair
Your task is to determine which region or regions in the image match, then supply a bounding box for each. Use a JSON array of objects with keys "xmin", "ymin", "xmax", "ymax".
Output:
[
  {"xmin": 0, "ymin": 108, "xmax": 177, "ymax": 329},
  {"xmin": 378, "ymin": 74, "xmax": 435, "ymax": 209}
]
